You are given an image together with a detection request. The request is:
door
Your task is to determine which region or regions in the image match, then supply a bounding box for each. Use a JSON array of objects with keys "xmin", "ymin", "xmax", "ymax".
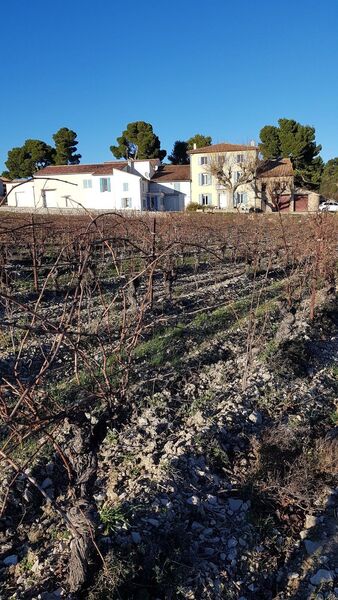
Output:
[
  {"xmin": 43, "ymin": 190, "xmax": 58, "ymax": 208},
  {"xmin": 294, "ymin": 195, "xmax": 308, "ymax": 212},
  {"xmin": 15, "ymin": 191, "xmax": 32, "ymax": 207}
]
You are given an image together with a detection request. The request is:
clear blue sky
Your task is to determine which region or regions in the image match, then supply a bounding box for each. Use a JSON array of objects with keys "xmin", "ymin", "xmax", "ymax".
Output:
[{"xmin": 1, "ymin": 0, "xmax": 337, "ymax": 171}]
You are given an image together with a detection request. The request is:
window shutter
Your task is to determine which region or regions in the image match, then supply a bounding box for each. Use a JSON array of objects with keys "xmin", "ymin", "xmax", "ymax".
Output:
[
  {"xmin": 100, "ymin": 178, "xmax": 103, "ymax": 192},
  {"xmin": 198, "ymin": 173, "xmax": 202, "ymax": 185},
  {"xmin": 107, "ymin": 178, "xmax": 111, "ymax": 192}
]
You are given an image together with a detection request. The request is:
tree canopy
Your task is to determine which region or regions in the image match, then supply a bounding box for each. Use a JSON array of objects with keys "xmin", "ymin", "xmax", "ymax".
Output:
[
  {"xmin": 187, "ymin": 134, "xmax": 212, "ymax": 150},
  {"xmin": 53, "ymin": 127, "xmax": 81, "ymax": 165},
  {"xmin": 2, "ymin": 127, "xmax": 81, "ymax": 179},
  {"xmin": 259, "ymin": 126, "xmax": 281, "ymax": 158},
  {"xmin": 110, "ymin": 121, "xmax": 166, "ymax": 161},
  {"xmin": 168, "ymin": 140, "xmax": 189, "ymax": 164},
  {"xmin": 259, "ymin": 118, "xmax": 323, "ymax": 189},
  {"xmin": 320, "ymin": 158, "xmax": 338, "ymax": 200},
  {"xmin": 2, "ymin": 139, "xmax": 55, "ymax": 179}
]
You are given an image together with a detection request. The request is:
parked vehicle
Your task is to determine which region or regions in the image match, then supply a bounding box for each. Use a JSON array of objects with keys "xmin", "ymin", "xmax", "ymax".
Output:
[{"xmin": 319, "ymin": 201, "xmax": 338, "ymax": 212}]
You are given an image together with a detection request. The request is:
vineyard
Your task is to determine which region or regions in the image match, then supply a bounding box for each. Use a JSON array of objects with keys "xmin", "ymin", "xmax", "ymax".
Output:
[{"xmin": 0, "ymin": 211, "xmax": 337, "ymax": 599}]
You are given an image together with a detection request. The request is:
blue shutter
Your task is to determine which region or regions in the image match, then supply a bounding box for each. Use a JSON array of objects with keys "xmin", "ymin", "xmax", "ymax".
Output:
[
  {"xmin": 107, "ymin": 178, "xmax": 111, "ymax": 192},
  {"xmin": 100, "ymin": 178, "xmax": 104, "ymax": 192}
]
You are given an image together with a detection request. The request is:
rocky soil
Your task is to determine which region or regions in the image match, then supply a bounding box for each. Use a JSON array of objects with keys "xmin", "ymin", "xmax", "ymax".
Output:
[{"xmin": 0, "ymin": 256, "xmax": 337, "ymax": 600}]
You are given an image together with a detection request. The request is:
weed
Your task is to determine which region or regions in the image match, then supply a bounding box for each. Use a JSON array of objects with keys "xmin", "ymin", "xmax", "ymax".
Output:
[
  {"xmin": 87, "ymin": 554, "xmax": 132, "ymax": 599},
  {"xmin": 99, "ymin": 502, "xmax": 129, "ymax": 535},
  {"xmin": 20, "ymin": 556, "xmax": 35, "ymax": 572},
  {"xmin": 105, "ymin": 428, "xmax": 119, "ymax": 445},
  {"xmin": 330, "ymin": 410, "xmax": 338, "ymax": 425},
  {"xmin": 206, "ymin": 439, "xmax": 230, "ymax": 470}
]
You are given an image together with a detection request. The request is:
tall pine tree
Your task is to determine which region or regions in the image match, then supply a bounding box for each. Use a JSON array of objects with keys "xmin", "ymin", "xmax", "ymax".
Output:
[
  {"xmin": 110, "ymin": 121, "xmax": 166, "ymax": 161},
  {"xmin": 259, "ymin": 119, "xmax": 323, "ymax": 189},
  {"xmin": 53, "ymin": 128, "xmax": 81, "ymax": 165}
]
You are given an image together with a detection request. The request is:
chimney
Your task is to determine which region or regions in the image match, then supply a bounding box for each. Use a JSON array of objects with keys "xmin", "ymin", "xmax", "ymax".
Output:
[
  {"xmin": 250, "ymin": 140, "xmax": 256, "ymax": 147},
  {"xmin": 193, "ymin": 143, "xmax": 197, "ymax": 150}
]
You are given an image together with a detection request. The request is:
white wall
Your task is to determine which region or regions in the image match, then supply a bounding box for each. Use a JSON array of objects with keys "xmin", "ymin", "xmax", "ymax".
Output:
[
  {"xmin": 149, "ymin": 180, "xmax": 191, "ymax": 211},
  {"xmin": 130, "ymin": 160, "xmax": 160, "ymax": 180},
  {"xmin": 6, "ymin": 169, "xmax": 144, "ymax": 211}
]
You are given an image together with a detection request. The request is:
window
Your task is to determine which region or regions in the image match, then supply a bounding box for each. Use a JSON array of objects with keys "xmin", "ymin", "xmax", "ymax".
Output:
[
  {"xmin": 237, "ymin": 154, "xmax": 244, "ymax": 163},
  {"xmin": 121, "ymin": 197, "xmax": 132, "ymax": 208},
  {"xmin": 234, "ymin": 192, "xmax": 248, "ymax": 206},
  {"xmin": 198, "ymin": 173, "xmax": 212, "ymax": 186},
  {"xmin": 199, "ymin": 156, "xmax": 208, "ymax": 165},
  {"xmin": 199, "ymin": 193, "xmax": 211, "ymax": 205},
  {"xmin": 235, "ymin": 171, "xmax": 241, "ymax": 182},
  {"xmin": 83, "ymin": 179, "xmax": 92, "ymax": 189},
  {"xmin": 123, "ymin": 182, "xmax": 129, "ymax": 192},
  {"xmin": 173, "ymin": 182, "xmax": 181, "ymax": 191},
  {"xmin": 100, "ymin": 178, "xmax": 111, "ymax": 192}
]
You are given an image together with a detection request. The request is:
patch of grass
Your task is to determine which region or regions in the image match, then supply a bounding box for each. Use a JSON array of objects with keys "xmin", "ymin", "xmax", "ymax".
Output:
[
  {"xmin": 134, "ymin": 287, "xmax": 281, "ymax": 371},
  {"xmin": 134, "ymin": 323, "xmax": 186, "ymax": 366},
  {"xmin": 258, "ymin": 339, "xmax": 279, "ymax": 362},
  {"xmin": 11, "ymin": 435, "xmax": 53, "ymax": 465},
  {"xmin": 191, "ymin": 297, "xmax": 251, "ymax": 333},
  {"xmin": 47, "ymin": 355, "xmax": 120, "ymax": 406}
]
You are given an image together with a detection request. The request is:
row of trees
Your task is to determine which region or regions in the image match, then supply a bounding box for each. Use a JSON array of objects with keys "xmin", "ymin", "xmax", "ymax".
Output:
[
  {"xmin": 109, "ymin": 122, "xmax": 212, "ymax": 164},
  {"xmin": 2, "ymin": 119, "xmax": 337, "ymax": 197},
  {"xmin": 2, "ymin": 128, "xmax": 81, "ymax": 179},
  {"xmin": 168, "ymin": 119, "xmax": 336, "ymax": 195}
]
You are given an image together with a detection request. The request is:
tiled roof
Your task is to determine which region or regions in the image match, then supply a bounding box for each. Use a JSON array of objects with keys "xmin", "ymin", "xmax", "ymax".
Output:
[
  {"xmin": 104, "ymin": 159, "xmax": 160, "ymax": 165},
  {"xmin": 258, "ymin": 158, "xmax": 294, "ymax": 178},
  {"xmin": 189, "ymin": 143, "xmax": 257, "ymax": 155},
  {"xmin": 35, "ymin": 159, "xmax": 160, "ymax": 177},
  {"xmin": 35, "ymin": 164, "xmax": 105, "ymax": 176},
  {"xmin": 151, "ymin": 164, "xmax": 191, "ymax": 182},
  {"xmin": 90, "ymin": 163, "xmax": 127, "ymax": 175}
]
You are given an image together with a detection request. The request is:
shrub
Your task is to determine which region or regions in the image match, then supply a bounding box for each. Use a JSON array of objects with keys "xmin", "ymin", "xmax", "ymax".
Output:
[{"xmin": 186, "ymin": 202, "xmax": 201, "ymax": 212}]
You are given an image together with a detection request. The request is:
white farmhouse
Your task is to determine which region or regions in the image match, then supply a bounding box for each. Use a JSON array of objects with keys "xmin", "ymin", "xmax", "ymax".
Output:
[{"xmin": 6, "ymin": 159, "xmax": 161, "ymax": 211}]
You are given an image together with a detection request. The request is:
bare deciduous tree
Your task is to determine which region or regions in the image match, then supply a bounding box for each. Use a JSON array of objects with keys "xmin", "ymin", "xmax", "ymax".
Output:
[{"xmin": 207, "ymin": 152, "xmax": 261, "ymax": 210}]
